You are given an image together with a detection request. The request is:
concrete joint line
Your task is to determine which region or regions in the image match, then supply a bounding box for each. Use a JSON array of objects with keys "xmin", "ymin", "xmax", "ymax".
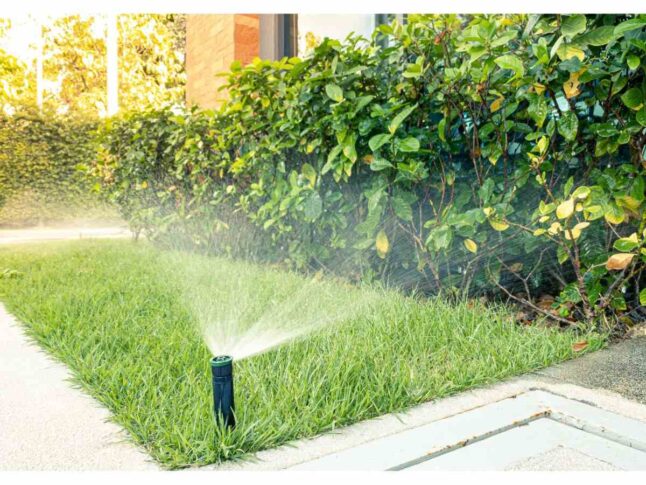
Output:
[{"xmin": 293, "ymin": 389, "xmax": 646, "ymax": 470}]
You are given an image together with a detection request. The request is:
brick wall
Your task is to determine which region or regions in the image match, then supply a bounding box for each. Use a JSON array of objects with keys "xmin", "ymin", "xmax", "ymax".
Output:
[{"xmin": 185, "ymin": 14, "xmax": 260, "ymax": 109}]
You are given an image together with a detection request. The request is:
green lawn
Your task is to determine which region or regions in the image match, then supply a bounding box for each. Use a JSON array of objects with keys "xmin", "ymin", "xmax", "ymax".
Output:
[{"xmin": 0, "ymin": 240, "xmax": 604, "ymax": 468}]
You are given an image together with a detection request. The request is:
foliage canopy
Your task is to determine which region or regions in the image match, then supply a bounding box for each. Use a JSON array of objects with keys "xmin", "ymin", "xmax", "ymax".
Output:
[{"xmin": 100, "ymin": 14, "xmax": 646, "ymax": 328}]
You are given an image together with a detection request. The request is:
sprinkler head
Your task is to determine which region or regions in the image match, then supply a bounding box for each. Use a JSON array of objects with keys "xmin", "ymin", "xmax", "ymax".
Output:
[{"xmin": 210, "ymin": 355, "xmax": 235, "ymax": 428}]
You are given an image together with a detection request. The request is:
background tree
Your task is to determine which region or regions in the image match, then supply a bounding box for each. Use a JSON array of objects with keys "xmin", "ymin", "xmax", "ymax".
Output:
[
  {"xmin": 0, "ymin": 19, "xmax": 34, "ymax": 114},
  {"xmin": 39, "ymin": 14, "xmax": 185, "ymax": 117},
  {"xmin": 118, "ymin": 14, "xmax": 185, "ymax": 110}
]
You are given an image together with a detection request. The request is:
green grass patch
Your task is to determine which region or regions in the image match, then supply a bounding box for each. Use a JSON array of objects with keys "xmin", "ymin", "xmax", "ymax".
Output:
[{"xmin": 0, "ymin": 240, "xmax": 605, "ymax": 468}]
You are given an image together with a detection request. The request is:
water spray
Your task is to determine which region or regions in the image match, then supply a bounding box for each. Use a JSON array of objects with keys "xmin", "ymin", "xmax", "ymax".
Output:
[{"xmin": 210, "ymin": 355, "xmax": 235, "ymax": 428}]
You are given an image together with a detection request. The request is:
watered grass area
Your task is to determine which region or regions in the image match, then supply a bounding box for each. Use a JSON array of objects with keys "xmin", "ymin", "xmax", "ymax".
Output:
[{"xmin": 0, "ymin": 240, "xmax": 604, "ymax": 468}]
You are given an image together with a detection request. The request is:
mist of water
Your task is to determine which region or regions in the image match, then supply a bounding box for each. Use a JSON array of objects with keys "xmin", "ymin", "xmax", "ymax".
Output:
[{"xmin": 173, "ymin": 252, "xmax": 380, "ymax": 361}]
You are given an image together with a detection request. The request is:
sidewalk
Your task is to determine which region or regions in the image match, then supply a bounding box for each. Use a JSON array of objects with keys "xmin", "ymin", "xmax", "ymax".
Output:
[
  {"xmin": 0, "ymin": 226, "xmax": 131, "ymax": 245},
  {"xmin": 0, "ymin": 304, "xmax": 156, "ymax": 470}
]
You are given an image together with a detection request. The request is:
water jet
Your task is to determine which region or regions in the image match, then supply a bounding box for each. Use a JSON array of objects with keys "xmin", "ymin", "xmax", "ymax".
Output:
[{"xmin": 210, "ymin": 355, "xmax": 235, "ymax": 428}]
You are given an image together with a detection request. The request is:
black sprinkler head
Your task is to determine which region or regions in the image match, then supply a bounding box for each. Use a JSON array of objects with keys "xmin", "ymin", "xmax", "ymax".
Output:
[{"xmin": 210, "ymin": 355, "xmax": 235, "ymax": 428}]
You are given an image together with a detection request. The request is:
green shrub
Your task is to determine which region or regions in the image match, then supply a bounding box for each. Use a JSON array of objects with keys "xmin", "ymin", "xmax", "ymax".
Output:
[
  {"xmin": 0, "ymin": 107, "xmax": 116, "ymax": 227},
  {"xmin": 100, "ymin": 14, "xmax": 646, "ymax": 328}
]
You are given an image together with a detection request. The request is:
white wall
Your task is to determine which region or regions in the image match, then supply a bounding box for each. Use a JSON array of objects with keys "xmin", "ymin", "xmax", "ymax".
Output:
[{"xmin": 297, "ymin": 14, "xmax": 375, "ymax": 55}]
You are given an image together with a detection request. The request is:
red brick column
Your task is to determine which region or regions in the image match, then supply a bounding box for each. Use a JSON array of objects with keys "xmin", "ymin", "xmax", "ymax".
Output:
[{"xmin": 185, "ymin": 14, "xmax": 260, "ymax": 109}]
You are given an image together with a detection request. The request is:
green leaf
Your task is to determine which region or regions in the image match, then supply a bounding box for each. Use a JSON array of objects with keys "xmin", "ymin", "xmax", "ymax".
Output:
[
  {"xmin": 368, "ymin": 133, "xmax": 392, "ymax": 152},
  {"xmin": 354, "ymin": 95, "xmax": 374, "ymax": 112},
  {"xmin": 614, "ymin": 19, "xmax": 646, "ymax": 37},
  {"xmin": 325, "ymin": 83, "xmax": 344, "ymax": 102},
  {"xmin": 438, "ymin": 118, "xmax": 447, "ymax": 142},
  {"xmin": 557, "ymin": 111, "xmax": 579, "ymax": 141},
  {"xmin": 627, "ymin": 55, "xmax": 641, "ymax": 70},
  {"xmin": 491, "ymin": 30, "xmax": 518, "ymax": 48},
  {"xmin": 403, "ymin": 63, "xmax": 423, "ymax": 78},
  {"xmin": 302, "ymin": 192, "xmax": 322, "ymax": 220},
  {"xmin": 550, "ymin": 35, "xmax": 564, "ymax": 59},
  {"xmin": 494, "ymin": 54, "xmax": 525, "ymax": 78},
  {"xmin": 342, "ymin": 134, "xmax": 357, "ymax": 163},
  {"xmin": 388, "ymin": 104, "xmax": 417, "ymax": 134},
  {"xmin": 636, "ymin": 108, "xmax": 646, "ymax": 127},
  {"xmin": 578, "ymin": 26, "xmax": 615, "ymax": 46},
  {"xmin": 396, "ymin": 137, "xmax": 420, "ymax": 153},
  {"xmin": 561, "ymin": 15, "xmax": 587, "ymax": 38},
  {"xmin": 326, "ymin": 144, "xmax": 343, "ymax": 165},
  {"xmin": 301, "ymin": 163, "xmax": 317, "ymax": 187},
  {"xmin": 392, "ymin": 193, "xmax": 413, "ymax": 222},
  {"xmin": 369, "ymin": 157, "xmax": 394, "ymax": 171},
  {"xmin": 621, "ymin": 88, "xmax": 643, "ymax": 110},
  {"xmin": 640, "ymin": 288, "xmax": 646, "ymax": 306},
  {"xmin": 527, "ymin": 96, "xmax": 548, "ymax": 128},
  {"xmin": 613, "ymin": 233, "xmax": 639, "ymax": 252},
  {"xmin": 427, "ymin": 225, "xmax": 453, "ymax": 251}
]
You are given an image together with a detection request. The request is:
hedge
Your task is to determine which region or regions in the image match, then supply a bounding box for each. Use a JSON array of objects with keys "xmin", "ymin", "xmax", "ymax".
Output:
[
  {"xmin": 0, "ymin": 107, "xmax": 116, "ymax": 227},
  {"xmin": 99, "ymin": 14, "xmax": 646, "ymax": 328}
]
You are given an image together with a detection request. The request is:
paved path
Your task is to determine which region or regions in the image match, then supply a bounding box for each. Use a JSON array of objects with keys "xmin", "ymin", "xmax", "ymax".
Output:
[
  {"xmin": 0, "ymin": 226, "xmax": 131, "ymax": 245},
  {"xmin": 0, "ymin": 304, "xmax": 156, "ymax": 470},
  {"xmin": 536, "ymin": 334, "xmax": 646, "ymax": 404}
]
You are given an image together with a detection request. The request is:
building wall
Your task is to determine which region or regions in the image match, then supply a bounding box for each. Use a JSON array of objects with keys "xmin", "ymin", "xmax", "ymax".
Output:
[{"xmin": 185, "ymin": 14, "xmax": 259, "ymax": 109}]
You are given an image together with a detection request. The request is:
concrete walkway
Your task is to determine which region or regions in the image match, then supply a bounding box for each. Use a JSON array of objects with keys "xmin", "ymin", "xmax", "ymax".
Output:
[
  {"xmin": 0, "ymin": 304, "xmax": 156, "ymax": 470},
  {"xmin": 0, "ymin": 226, "xmax": 131, "ymax": 245}
]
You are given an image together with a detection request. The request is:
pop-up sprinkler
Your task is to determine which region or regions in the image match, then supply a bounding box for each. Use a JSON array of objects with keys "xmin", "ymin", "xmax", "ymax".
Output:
[{"xmin": 210, "ymin": 355, "xmax": 235, "ymax": 428}]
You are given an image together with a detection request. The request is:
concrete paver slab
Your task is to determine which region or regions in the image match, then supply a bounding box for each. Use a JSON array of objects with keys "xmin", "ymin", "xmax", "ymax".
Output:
[
  {"xmin": 410, "ymin": 418, "xmax": 644, "ymax": 471},
  {"xmin": 507, "ymin": 446, "xmax": 619, "ymax": 471},
  {"xmin": 291, "ymin": 389, "xmax": 646, "ymax": 470}
]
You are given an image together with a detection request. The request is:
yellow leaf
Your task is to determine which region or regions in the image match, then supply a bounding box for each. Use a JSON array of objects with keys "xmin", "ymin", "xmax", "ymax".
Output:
[
  {"xmin": 533, "ymin": 228, "xmax": 547, "ymax": 236},
  {"xmin": 625, "ymin": 232, "xmax": 639, "ymax": 244},
  {"xmin": 565, "ymin": 222, "xmax": 589, "ymax": 240},
  {"xmin": 464, "ymin": 239, "xmax": 478, "ymax": 253},
  {"xmin": 558, "ymin": 45, "xmax": 586, "ymax": 62},
  {"xmin": 539, "ymin": 215, "xmax": 550, "ymax": 223},
  {"xmin": 574, "ymin": 221, "xmax": 590, "ymax": 231},
  {"xmin": 490, "ymin": 95, "xmax": 504, "ymax": 113},
  {"xmin": 548, "ymin": 222, "xmax": 562, "ymax": 235},
  {"xmin": 489, "ymin": 219, "xmax": 509, "ymax": 231},
  {"xmin": 140, "ymin": 181, "xmax": 148, "ymax": 189},
  {"xmin": 563, "ymin": 72, "xmax": 581, "ymax": 99},
  {"xmin": 533, "ymin": 82, "xmax": 546, "ymax": 95},
  {"xmin": 483, "ymin": 207, "xmax": 493, "ymax": 217},
  {"xmin": 605, "ymin": 211, "xmax": 625, "ymax": 225},
  {"xmin": 617, "ymin": 195, "xmax": 641, "ymax": 211},
  {"xmin": 375, "ymin": 230, "xmax": 389, "ymax": 259},
  {"xmin": 556, "ymin": 199, "xmax": 574, "ymax": 219},
  {"xmin": 509, "ymin": 262, "xmax": 524, "ymax": 272},
  {"xmin": 606, "ymin": 253, "xmax": 635, "ymax": 271}
]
